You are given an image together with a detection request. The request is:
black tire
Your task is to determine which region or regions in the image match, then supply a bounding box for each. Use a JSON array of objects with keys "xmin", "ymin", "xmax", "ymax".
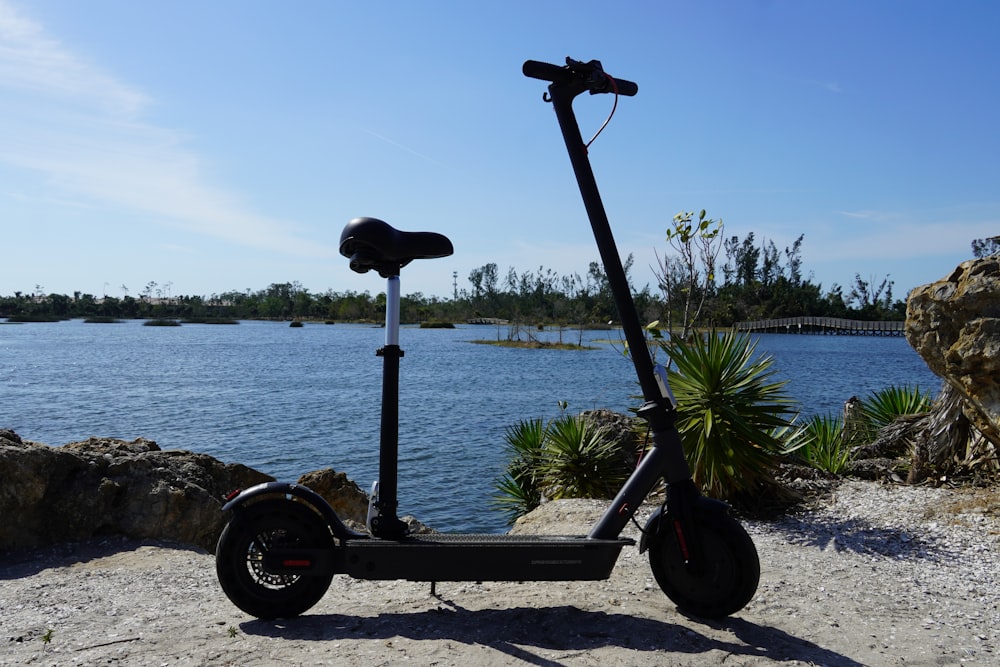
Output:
[
  {"xmin": 648, "ymin": 510, "xmax": 760, "ymax": 618},
  {"xmin": 216, "ymin": 499, "xmax": 335, "ymax": 619}
]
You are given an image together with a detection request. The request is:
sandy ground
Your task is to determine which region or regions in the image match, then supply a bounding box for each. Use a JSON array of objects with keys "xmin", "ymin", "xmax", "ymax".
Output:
[{"xmin": 2, "ymin": 479, "xmax": 998, "ymax": 666}]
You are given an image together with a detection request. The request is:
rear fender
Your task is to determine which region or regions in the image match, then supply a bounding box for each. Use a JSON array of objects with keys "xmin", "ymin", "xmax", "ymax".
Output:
[{"xmin": 222, "ymin": 481, "xmax": 368, "ymax": 541}]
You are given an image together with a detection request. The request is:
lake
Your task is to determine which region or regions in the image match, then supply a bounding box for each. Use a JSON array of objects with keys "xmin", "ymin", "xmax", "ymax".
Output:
[{"xmin": 1, "ymin": 319, "xmax": 939, "ymax": 532}]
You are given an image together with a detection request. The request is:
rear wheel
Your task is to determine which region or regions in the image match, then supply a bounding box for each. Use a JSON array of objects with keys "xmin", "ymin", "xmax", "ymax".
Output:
[
  {"xmin": 216, "ymin": 499, "xmax": 335, "ymax": 619},
  {"xmin": 648, "ymin": 511, "xmax": 759, "ymax": 618}
]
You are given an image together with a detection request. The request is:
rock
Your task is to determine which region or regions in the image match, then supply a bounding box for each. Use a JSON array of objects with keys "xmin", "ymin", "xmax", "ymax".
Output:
[
  {"xmin": 0, "ymin": 432, "xmax": 271, "ymax": 552},
  {"xmin": 580, "ymin": 408, "xmax": 642, "ymax": 468},
  {"xmin": 906, "ymin": 257, "xmax": 1000, "ymax": 448},
  {"xmin": 509, "ymin": 498, "xmax": 607, "ymax": 536},
  {"xmin": 296, "ymin": 468, "xmax": 435, "ymax": 534},
  {"xmin": 0, "ymin": 431, "xmax": 439, "ymax": 552},
  {"xmin": 0, "ymin": 428, "xmax": 22, "ymax": 444},
  {"xmin": 297, "ymin": 468, "xmax": 369, "ymax": 525}
]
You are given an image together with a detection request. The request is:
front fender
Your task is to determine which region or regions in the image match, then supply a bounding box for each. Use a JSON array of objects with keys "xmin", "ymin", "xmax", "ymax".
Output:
[
  {"xmin": 638, "ymin": 495, "xmax": 730, "ymax": 553},
  {"xmin": 222, "ymin": 481, "xmax": 368, "ymax": 541}
]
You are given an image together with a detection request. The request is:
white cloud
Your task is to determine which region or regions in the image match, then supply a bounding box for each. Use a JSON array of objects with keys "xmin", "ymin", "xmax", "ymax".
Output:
[
  {"xmin": 0, "ymin": 0, "xmax": 334, "ymax": 259},
  {"xmin": 0, "ymin": 2, "xmax": 149, "ymax": 115}
]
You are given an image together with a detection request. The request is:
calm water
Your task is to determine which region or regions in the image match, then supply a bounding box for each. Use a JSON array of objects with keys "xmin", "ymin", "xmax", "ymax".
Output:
[{"xmin": 1, "ymin": 319, "xmax": 938, "ymax": 532}]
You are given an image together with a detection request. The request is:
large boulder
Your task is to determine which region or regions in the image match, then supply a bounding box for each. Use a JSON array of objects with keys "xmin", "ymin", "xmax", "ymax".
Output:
[
  {"xmin": 905, "ymin": 256, "xmax": 1000, "ymax": 447},
  {"xmin": 0, "ymin": 430, "xmax": 425, "ymax": 552},
  {"xmin": 0, "ymin": 431, "xmax": 271, "ymax": 552}
]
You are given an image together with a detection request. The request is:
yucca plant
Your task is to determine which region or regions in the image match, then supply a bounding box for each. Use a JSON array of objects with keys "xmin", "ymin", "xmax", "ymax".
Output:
[
  {"xmin": 492, "ymin": 418, "xmax": 546, "ymax": 525},
  {"xmin": 493, "ymin": 473, "xmax": 541, "ymax": 527},
  {"xmin": 493, "ymin": 414, "xmax": 630, "ymax": 525},
  {"xmin": 860, "ymin": 385, "xmax": 932, "ymax": 436},
  {"xmin": 538, "ymin": 417, "xmax": 629, "ymax": 500},
  {"xmin": 661, "ymin": 330, "xmax": 798, "ymax": 507},
  {"xmin": 794, "ymin": 413, "xmax": 852, "ymax": 474}
]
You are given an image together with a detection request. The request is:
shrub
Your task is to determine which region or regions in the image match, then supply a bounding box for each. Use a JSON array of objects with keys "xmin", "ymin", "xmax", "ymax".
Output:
[
  {"xmin": 791, "ymin": 385, "xmax": 932, "ymax": 474},
  {"xmin": 660, "ymin": 330, "xmax": 798, "ymax": 508},
  {"xmin": 493, "ymin": 414, "xmax": 629, "ymax": 525},
  {"xmin": 493, "ymin": 418, "xmax": 546, "ymax": 525},
  {"xmin": 537, "ymin": 416, "xmax": 629, "ymax": 500},
  {"xmin": 860, "ymin": 385, "xmax": 932, "ymax": 435},
  {"xmin": 793, "ymin": 413, "xmax": 851, "ymax": 474}
]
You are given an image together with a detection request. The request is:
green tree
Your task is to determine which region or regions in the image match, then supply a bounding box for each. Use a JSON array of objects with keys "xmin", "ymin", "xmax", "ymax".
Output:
[
  {"xmin": 848, "ymin": 273, "xmax": 895, "ymax": 319},
  {"xmin": 654, "ymin": 210, "xmax": 722, "ymax": 338}
]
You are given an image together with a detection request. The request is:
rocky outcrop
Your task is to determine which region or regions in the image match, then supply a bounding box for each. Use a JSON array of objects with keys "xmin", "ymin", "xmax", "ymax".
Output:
[
  {"xmin": 0, "ymin": 430, "xmax": 429, "ymax": 552},
  {"xmin": 906, "ymin": 256, "xmax": 1000, "ymax": 449},
  {"xmin": 0, "ymin": 431, "xmax": 272, "ymax": 552}
]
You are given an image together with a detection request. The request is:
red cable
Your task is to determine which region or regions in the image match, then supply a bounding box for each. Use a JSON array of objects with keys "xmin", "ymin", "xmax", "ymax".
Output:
[{"xmin": 584, "ymin": 74, "xmax": 620, "ymax": 150}]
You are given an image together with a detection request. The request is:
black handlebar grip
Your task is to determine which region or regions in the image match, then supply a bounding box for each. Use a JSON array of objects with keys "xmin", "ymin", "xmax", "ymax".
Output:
[
  {"xmin": 522, "ymin": 60, "xmax": 572, "ymax": 83},
  {"xmin": 608, "ymin": 77, "xmax": 638, "ymax": 97},
  {"xmin": 522, "ymin": 59, "xmax": 638, "ymax": 97}
]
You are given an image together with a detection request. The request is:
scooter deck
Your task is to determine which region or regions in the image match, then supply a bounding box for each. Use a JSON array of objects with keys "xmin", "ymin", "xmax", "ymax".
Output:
[
  {"xmin": 268, "ymin": 534, "xmax": 634, "ymax": 582},
  {"xmin": 343, "ymin": 533, "xmax": 634, "ymax": 581}
]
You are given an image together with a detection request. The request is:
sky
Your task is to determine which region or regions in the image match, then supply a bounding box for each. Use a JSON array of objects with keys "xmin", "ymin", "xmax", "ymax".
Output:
[{"xmin": 1, "ymin": 0, "xmax": 997, "ymax": 303}]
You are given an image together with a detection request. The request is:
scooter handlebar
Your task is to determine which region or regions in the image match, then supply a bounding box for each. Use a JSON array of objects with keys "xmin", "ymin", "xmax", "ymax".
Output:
[{"xmin": 523, "ymin": 58, "xmax": 638, "ymax": 97}]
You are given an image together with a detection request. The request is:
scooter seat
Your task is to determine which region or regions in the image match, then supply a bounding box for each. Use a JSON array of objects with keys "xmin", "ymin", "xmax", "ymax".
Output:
[{"xmin": 339, "ymin": 217, "xmax": 454, "ymax": 277}]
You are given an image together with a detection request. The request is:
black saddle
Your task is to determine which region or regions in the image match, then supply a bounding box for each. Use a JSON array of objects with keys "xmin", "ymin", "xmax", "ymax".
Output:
[{"xmin": 339, "ymin": 217, "xmax": 453, "ymax": 277}]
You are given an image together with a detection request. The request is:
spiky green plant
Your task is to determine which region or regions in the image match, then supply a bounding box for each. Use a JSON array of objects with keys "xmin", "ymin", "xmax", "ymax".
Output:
[
  {"xmin": 860, "ymin": 385, "xmax": 932, "ymax": 434},
  {"xmin": 795, "ymin": 413, "xmax": 852, "ymax": 474},
  {"xmin": 537, "ymin": 417, "xmax": 629, "ymax": 500},
  {"xmin": 662, "ymin": 330, "xmax": 798, "ymax": 505},
  {"xmin": 492, "ymin": 418, "xmax": 546, "ymax": 525},
  {"xmin": 493, "ymin": 414, "xmax": 631, "ymax": 525}
]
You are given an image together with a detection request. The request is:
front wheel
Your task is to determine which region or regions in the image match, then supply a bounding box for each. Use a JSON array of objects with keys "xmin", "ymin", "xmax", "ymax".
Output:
[
  {"xmin": 216, "ymin": 499, "xmax": 335, "ymax": 619},
  {"xmin": 648, "ymin": 511, "xmax": 760, "ymax": 618}
]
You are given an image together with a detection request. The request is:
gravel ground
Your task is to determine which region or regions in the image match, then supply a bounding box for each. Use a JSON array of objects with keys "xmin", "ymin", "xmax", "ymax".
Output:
[{"xmin": 1, "ymin": 479, "xmax": 998, "ymax": 666}]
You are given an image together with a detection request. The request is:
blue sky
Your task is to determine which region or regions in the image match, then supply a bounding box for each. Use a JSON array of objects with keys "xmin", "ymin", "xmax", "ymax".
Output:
[{"xmin": 1, "ymin": 1, "xmax": 997, "ymax": 303}]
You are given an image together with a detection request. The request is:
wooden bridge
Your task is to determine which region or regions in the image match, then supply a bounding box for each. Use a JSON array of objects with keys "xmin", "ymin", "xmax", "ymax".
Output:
[{"xmin": 735, "ymin": 316, "xmax": 905, "ymax": 336}]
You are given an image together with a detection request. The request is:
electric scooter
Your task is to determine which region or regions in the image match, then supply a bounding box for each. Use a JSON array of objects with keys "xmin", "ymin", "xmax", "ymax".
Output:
[{"xmin": 216, "ymin": 57, "xmax": 760, "ymax": 620}]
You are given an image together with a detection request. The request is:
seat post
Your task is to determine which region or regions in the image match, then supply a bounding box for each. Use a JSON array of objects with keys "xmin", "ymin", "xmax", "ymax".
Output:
[{"xmin": 372, "ymin": 269, "xmax": 408, "ymax": 539}]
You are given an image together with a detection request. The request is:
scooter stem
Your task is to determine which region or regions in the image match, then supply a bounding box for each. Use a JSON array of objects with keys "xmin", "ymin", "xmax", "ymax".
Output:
[
  {"xmin": 372, "ymin": 272, "xmax": 408, "ymax": 539},
  {"xmin": 543, "ymin": 72, "xmax": 694, "ymax": 493},
  {"xmin": 546, "ymin": 87, "xmax": 661, "ymax": 404}
]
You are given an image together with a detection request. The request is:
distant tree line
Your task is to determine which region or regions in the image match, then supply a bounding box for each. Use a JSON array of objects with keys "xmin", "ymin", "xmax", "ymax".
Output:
[{"xmin": 5, "ymin": 228, "xmax": 984, "ymax": 327}]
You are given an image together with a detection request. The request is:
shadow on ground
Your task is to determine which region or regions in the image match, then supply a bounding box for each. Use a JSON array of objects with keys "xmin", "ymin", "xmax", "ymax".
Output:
[
  {"xmin": 0, "ymin": 536, "xmax": 206, "ymax": 580},
  {"xmin": 759, "ymin": 513, "xmax": 950, "ymax": 561},
  {"xmin": 241, "ymin": 601, "xmax": 865, "ymax": 667}
]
